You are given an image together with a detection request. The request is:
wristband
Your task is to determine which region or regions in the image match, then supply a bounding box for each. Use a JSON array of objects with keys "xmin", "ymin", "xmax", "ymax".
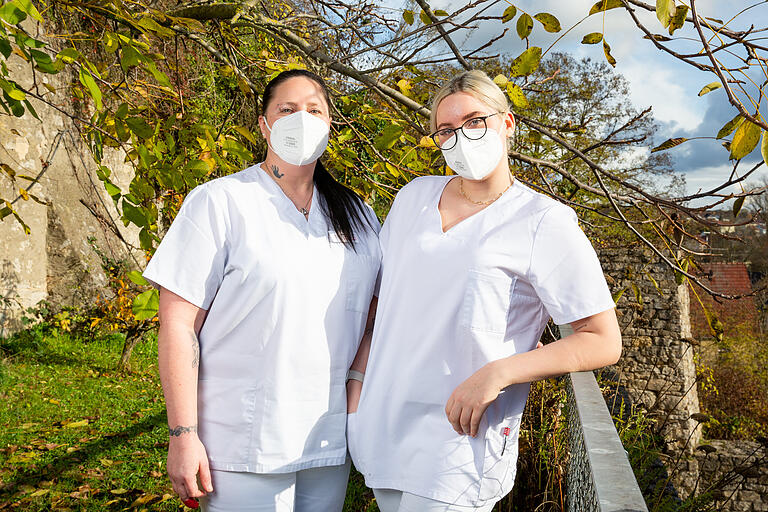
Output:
[{"xmin": 346, "ymin": 369, "xmax": 365, "ymax": 383}]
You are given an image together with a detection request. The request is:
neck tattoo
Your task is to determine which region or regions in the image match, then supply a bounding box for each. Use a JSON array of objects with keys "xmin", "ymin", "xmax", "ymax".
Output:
[{"xmin": 270, "ymin": 164, "xmax": 284, "ymax": 179}]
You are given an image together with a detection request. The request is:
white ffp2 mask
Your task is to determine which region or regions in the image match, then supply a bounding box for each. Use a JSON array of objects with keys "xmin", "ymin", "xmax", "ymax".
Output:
[
  {"xmin": 441, "ymin": 127, "xmax": 505, "ymax": 181},
  {"xmin": 265, "ymin": 110, "xmax": 330, "ymax": 166}
]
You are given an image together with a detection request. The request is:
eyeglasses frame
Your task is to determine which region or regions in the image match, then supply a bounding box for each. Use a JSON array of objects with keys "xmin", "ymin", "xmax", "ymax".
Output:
[{"xmin": 430, "ymin": 112, "xmax": 506, "ymax": 150}]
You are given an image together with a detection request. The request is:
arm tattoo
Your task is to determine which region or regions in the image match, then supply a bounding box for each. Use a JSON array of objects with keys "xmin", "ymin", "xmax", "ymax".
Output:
[
  {"xmin": 190, "ymin": 331, "xmax": 200, "ymax": 368},
  {"xmin": 169, "ymin": 424, "xmax": 198, "ymax": 437},
  {"xmin": 270, "ymin": 164, "xmax": 284, "ymax": 178}
]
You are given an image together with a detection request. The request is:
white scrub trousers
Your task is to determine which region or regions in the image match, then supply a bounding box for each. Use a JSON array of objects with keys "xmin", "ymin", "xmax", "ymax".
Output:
[
  {"xmin": 200, "ymin": 460, "xmax": 351, "ymax": 511},
  {"xmin": 373, "ymin": 489, "xmax": 496, "ymax": 512}
]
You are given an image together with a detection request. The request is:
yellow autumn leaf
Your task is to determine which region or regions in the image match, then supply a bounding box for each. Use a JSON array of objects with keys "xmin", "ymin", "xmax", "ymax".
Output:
[{"xmin": 64, "ymin": 419, "xmax": 89, "ymax": 429}]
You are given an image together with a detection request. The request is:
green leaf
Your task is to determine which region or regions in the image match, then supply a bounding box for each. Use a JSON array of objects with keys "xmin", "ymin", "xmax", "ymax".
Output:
[
  {"xmin": 762, "ymin": 129, "xmax": 768, "ymax": 169},
  {"xmin": 231, "ymin": 125, "xmax": 259, "ymax": 146},
  {"xmin": 668, "ymin": 4, "xmax": 688, "ymax": 35},
  {"xmin": 122, "ymin": 200, "xmax": 147, "ymax": 227},
  {"xmin": 0, "ymin": 79, "xmax": 26, "ymax": 101},
  {"xmin": 588, "ymin": 0, "xmax": 623, "ymax": 15},
  {"xmin": 23, "ymin": 99, "xmax": 37, "ymax": 120},
  {"xmin": 30, "ymin": 49, "xmax": 56, "ymax": 74},
  {"xmin": 506, "ymin": 82, "xmax": 529, "ymax": 109},
  {"xmin": 374, "ymin": 124, "xmax": 403, "ymax": 151},
  {"xmin": 631, "ymin": 283, "xmax": 643, "ymax": 304},
  {"xmin": 116, "ymin": 103, "xmax": 129, "ymax": 119},
  {"xmin": 732, "ymin": 196, "xmax": 745, "ymax": 218},
  {"xmin": 144, "ymin": 60, "xmax": 171, "ymax": 88},
  {"xmin": 656, "ymin": 0, "xmax": 675, "ymax": 28},
  {"xmin": 433, "ymin": 9, "xmax": 448, "ymax": 16},
  {"xmin": 612, "ymin": 288, "xmax": 625, "ymax": 303},
  {"xmin": 602, "ymin": 39, "xmax": 616, "ymax": 67},
  {"xmin": 0, "ymin": 38, "xmax": 11, "ymax": 59},
  {"xmin": 492, "ymin": 74, "xmax": 508, "ymax": 86},
  {"xmin": 138, "ymin": 227, "xmax": 154, "ymax": 252},
  {"xmin": 125, "ymin": 117, "xmax": 154, "ymax": 139},
  {"xmin": 730, "ymin": 119, "xmax": 761, "ymax": 160},
  {"xmin": 78, "ymin": 67, "xmax": 103, "ymax": 111},
  {"xmin": 501, "ymin": 5, "xmax": 517, "ymax": 23},
  {"xmin": 185, "ymin": 159, "xmax": 211, "ymax": 178},
  {"xmin": 516, "ymin": 13, "xmax": 533, "ymax": 39},
  {"xmin": 509, "ymin": 46, "xmax": 542, "ymax": 77},
  {"xmin": 698, "ymin": 81, "xmax": 721, "ymax": 96},
  {"xmin": 533, "ymin": 13, "xmax": 560, "ymax": 33},
  {"xmin": 651, "ymin": 137, "xmax": 688, "ymax": 152},
  {"xmin": 222, "ymin": 138, "xmax": 252, "ymax": 161},
  {"xmin": 716, "ymin": 114, "xmax": 744, "ymax": 139},
  {"xmin": 120, "ymin": 44, "xmax": 143, "ymax": 71},
  {"xmin": 137, "ymin": 17, "xmax": 174, "ymax": 38},
  {"xmin": 419, "ymin": 9, "xmax": 431, "ymax": 25},
  {"xmin": 402, "ymin": 10, "xmax": 414, "ymax": 25},
  {"xmin": 56, "ymin": 47, "xmax": 80, "ymax": 64},
  {"xmin": 10, "ymin": 0, "xmax": 41, "ymax": 22},
  {"xmin": 581, "ymin": 32, "xmax": 603, "ymax": 44},
  {"xmin": 126, "ymin": 270, "xmax": 150, "ymax": 286},
  {"xmin": 132, "ymin": 289, "xmax": 159, "ymax": 321},
  {"xmin": 0, "ymin": 3, "xmax": 26, "ymax": 25}
]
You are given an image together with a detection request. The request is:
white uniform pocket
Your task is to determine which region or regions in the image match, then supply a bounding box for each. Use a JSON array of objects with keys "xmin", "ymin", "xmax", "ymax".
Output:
[
  {"xmin": 344, "ymin": 254, "xmax": 376, "ymax": 314},
  {"xmin": 477, "ymin": 417, "xmax": 521, "ymax": 501},
  {"xmin": 461, "ymin": 271, "xmax": 515, "ymax": 334}
]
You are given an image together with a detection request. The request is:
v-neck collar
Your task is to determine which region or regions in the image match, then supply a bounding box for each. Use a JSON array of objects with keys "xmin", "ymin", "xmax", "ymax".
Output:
[
  {"xmin": 253, "ymin": 163, "xmax": 320, "ymax": 227},
  {"xmin": 435, "ymin": 175, "xmax": 519, "ymax": 235}
]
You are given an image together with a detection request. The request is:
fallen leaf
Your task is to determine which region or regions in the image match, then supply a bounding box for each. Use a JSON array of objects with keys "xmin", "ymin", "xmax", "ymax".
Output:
[{"xmin": 64, "ymin": 419, "xmax": 89, "ymax": 429}]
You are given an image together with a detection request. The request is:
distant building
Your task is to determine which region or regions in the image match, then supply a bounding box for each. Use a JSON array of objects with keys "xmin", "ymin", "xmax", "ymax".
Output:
[{"xmin": 689, "ymin": 262, "xmax": 761, "ymax": 340}]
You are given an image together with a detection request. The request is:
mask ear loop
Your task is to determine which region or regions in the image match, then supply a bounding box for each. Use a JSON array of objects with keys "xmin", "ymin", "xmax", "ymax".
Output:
[{"xmin": 262, "ymin": 116, "xmax": 279, "ymax": 156}]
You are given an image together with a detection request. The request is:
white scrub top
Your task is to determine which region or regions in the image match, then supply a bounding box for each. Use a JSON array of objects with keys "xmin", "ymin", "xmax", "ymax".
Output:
[
  {"xmin": 143, "ymin": 163, "xmax": 381, "ymax": 473},
  {"xmin": 348, "ymin": 176, "xmax": 614, "ymax": 507}
]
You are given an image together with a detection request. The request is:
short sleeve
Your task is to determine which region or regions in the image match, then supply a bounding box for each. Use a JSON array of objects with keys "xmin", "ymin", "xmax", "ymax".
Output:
[
  {"xmin": 527, "ymin": 204, "xmax": 615, "ymax": 325},
  {"xmin": 143, "ymin": 185, "xmax": 228, "ymax": 310}
]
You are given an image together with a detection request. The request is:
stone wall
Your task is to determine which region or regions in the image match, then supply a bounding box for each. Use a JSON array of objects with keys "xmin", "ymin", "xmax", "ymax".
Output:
[
  {"xmin": 597, "ymin": 245, "xmax": 702, "ymax": 453},
  {"xmin": 695, "ymin": 440, "xmax": 768, "ymax": 512},
  {"xmin": 597, "ymin": 245, "xmax": 768, "ymax": 509},
  {"xmin": 0, "ymin": 22, "xmax": 139, "ymax": 337}
]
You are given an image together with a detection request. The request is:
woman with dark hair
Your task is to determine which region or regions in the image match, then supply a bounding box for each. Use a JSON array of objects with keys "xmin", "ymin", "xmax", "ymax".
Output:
[{"xmin": 143, "ymin": 69, "xmax": 380, "ymax": 511}]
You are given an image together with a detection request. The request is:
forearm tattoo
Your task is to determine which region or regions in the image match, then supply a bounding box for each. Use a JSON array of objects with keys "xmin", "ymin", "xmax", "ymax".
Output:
[
  {"xmin": 168, "ymin": 424, "xmax": 197, "ymax": 437},
  {"xmin": 190, "ymin": 331, "xmax": 200, "ymax": 369},
  {"xmin": 270, "ymin": 164, "xmax": 284, "ymax": 178}
]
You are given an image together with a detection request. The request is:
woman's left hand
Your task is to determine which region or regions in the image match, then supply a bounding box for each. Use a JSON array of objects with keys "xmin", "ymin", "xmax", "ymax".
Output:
[{"xmin": 445, "ymin": 362, "xmax": 505, "ymax": 437}]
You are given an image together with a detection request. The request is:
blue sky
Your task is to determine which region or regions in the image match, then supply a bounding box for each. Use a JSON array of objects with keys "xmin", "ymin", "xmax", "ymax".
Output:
[{"xmin": 399, "ymin": 0, "xmax": 768, "ymax": 204}]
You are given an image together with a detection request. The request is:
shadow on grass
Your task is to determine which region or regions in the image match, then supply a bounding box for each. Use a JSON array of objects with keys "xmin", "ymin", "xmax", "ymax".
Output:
[{"xmin": 0, "ymin": 410, "xmax": 167, "ymax": 502}]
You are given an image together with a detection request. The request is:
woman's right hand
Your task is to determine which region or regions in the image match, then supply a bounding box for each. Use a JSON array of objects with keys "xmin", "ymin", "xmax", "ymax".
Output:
[{"xmin": 167, "ymin": 434, "xmax": 213, "ymax": 501}]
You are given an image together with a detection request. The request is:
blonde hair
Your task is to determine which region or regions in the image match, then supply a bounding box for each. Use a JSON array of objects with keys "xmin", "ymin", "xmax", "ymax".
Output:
[{"xmin": 429, "ymin": 70, "xmax": 511, "ymax": 133}]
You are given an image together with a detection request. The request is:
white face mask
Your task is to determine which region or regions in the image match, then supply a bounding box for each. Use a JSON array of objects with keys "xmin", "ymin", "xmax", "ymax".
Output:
[
  {"xmin": 264, "ymin": 110, "xmax": 330, "ymax": 166},
  {"xmin": 440, "ymin": 127, "xmax": 505, "ymax": 181}
]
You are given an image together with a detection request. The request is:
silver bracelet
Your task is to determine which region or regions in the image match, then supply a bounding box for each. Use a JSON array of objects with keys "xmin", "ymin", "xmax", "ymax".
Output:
[{"xmin": 346, "ymin": 369, "xmax": 365, "ymax": 383}]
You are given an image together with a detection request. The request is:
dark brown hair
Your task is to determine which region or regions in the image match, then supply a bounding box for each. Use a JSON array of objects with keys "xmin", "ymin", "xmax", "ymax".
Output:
[{"xmin": 261, "ymin": 69, "xmax": 373, "ymax": 247}]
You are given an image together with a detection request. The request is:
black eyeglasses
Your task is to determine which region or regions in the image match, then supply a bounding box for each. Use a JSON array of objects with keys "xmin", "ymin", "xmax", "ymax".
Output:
[{"xmin": 430, "ymin": 112, "xmax": 504, "ymax": 150}]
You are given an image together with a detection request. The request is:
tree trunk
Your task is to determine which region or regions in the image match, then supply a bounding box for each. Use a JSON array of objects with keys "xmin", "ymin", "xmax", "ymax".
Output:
[{"xmin": 117, "ymin": 332, "xmax": 141, "ymax": 373}]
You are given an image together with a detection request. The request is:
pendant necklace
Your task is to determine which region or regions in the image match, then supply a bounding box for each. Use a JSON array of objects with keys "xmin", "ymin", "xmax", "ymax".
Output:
[{"xmin": 269, "ymin": 170, "xmax": 313, "ymax": 217}]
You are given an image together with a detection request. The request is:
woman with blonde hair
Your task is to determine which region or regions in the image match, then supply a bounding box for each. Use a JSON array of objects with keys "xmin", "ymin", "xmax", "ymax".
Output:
[{"xmin": 345, "ymin": 69, "xmax": 621, "ymax": 511}]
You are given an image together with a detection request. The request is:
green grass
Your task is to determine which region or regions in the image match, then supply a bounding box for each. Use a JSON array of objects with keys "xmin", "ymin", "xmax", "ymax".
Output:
[{"xmin": 0, "ymin": 325, "xmax": 376, "ymax": 511}]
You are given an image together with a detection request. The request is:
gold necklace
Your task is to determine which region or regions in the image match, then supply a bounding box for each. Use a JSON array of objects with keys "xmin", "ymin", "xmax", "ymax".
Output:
[{"xmin": 459, "ymin": 174, "xmax": 515, "ymax": 206}]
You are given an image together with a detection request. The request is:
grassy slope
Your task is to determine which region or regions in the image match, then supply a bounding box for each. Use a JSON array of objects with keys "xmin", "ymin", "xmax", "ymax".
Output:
[{"xmin": 0, "ymin": 327, "xmax": 376, "ymax": 511}]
